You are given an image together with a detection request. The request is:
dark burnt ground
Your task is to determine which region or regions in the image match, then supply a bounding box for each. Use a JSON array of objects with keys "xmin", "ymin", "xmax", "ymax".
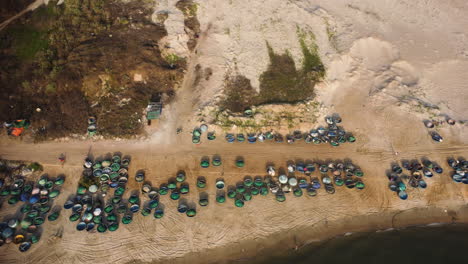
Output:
[
  {"xmin": 0, "ymin": 0, "xmax": 185, "ymax": 140},
  {"xmin": 0, "ymin": 0, "xmax": 34, "ymax": 22},
  {"xmin": 220, "ymin": 75, "xmax": 257, "ymax": 113},
  {"xmin": 176, "ymin": 0, "xmax": 200, "ymax": 51}
]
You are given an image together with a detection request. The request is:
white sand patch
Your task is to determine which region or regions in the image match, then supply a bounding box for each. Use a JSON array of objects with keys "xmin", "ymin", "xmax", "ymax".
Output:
[
  {"xmin": 319, "ymin": 37, "xmax": 413, "ymax": 105},
  {"xmin": 133, "ymin": 73, "xmax": 143, "ymax": 82},
  {"xmin": 152, "ymin": 0, "xmax": 190, "ymax": 58}
]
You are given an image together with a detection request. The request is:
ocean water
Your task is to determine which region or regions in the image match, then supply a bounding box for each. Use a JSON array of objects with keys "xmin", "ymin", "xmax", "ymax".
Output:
[{"xmin": 257, "ymin": 224, "xmax": 468, "ymax": 264}]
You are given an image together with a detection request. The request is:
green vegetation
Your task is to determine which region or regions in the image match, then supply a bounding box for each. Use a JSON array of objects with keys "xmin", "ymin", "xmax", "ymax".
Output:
[
  {"xmin": 78, "ymin": 175, "xmax": 99, "ymax": 189},
  {"xmin": 324, "ymin": 19, "xmax": 338, "ymax": 51},
  {"xmin": 214, "ymin": 110, "xmax": 298, "ymax": 130},
  {"xmin": 176, "ymin": 0, "xmax": 201, "ymax": 51},
  {"xmin": 297, "ymin": 29, "xmax": 325, "ymax": 77},
  {"xmin": 119, "ymin": 18, "xmax": 130, "ymax": 25},
  {"xmin": 21, "ymin": 80, "xmax": 33, "ymax": 93},
  {"xmin": 34, "ymin": 0, "xmax": 110, "ymax": 80},
  {"xmin": 257, "ymin": 44, "xmax": 307, "ymax": 104},
  {"xmin": 176, "ymin": 0, "xmax": 198, "ymax": 17},
  {"xmin": 97, "ymin": 95, "xmax": 145, "ymax": 136},
  {"xmin": 165, "ymin": 53, "xmax": 182, "ymax": 68},
  {"xmin": 5, "ymin": 2, "xmax": 61, "ymax": 60},
  {"xmin": 28, "ymin": 162, "xmax": 43, "ymax": 172},
  {"xmin": 214, "ymin": 113, "xmax": 271, "ymax": 130},
  {"xmin": 212, "ymin": 100, "xmax": 321, "ymax": 130},
  {"xmin": 45, "ymin": 83, "xmax": 56, "ymax": 94},
  {"xmin": 221, "ymin": 75, "xmax": 257, "ymax": 113},
  {"xmin": 1, "ymin": 0, "xmax": 183, "ymax": 140},
  {"xmin": 1, "ymin": 0, "xmax": 110, "ymax": 80},
  {"xmin": 220, "ymin": 29, "xmax": 325, "ymax": 113},
  {"xmin": 411, "ymin": 98, "xmax": 439, "ymax": 116},
  {"xmin": 259, "ymin": 28, "xmax": 325, "ymax": 103},
  {"xmin": 32, "ymin": 2, "xmax": 60, "ymax": 20},
  {"xmin": 9, "ymin": 26, "xmax": 48, "ymax": 60},
  {"xmin": 188, "ymin": 4, "xmax": 198, "ymax": 17}
]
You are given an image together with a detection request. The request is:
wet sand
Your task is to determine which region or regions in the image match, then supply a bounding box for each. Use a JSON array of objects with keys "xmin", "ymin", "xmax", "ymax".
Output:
[{"xmin": 183, "ymin": 206, "xmax": 468, "ymax": 264}]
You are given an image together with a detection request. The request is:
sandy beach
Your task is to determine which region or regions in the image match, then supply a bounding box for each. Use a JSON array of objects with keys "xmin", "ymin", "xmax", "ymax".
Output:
[
  {"xmin": 0, "ymin": 133, "xmax": 467, "ymax": 263},
  {"xmin": 0, "ymin": 0, "xmax": 468, "ymax": 263}
]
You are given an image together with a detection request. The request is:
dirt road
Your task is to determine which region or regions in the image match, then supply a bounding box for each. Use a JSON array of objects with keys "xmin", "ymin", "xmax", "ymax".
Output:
[{"xmin": 1, "ymin": 132, "xmax": 466, "ymax": 168}]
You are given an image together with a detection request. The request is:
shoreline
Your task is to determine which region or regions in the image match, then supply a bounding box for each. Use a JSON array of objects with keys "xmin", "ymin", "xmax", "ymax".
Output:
[
  {"xmin": 1, "ymin": 132, "xmax": 467, "ymax": 264},
  {"xmin": 161, "ymin": 204, "xmax": 468, "ymax": 264}
]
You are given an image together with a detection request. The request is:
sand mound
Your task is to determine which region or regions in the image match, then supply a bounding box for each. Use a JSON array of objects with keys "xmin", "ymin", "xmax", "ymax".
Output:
[
  {"xmin": 349, "ymin": 37, "xmax": 399, "ymax": 72},
  {"xmin": 420, "ymin": 60, "xmax": 468, "ymax": 120}
]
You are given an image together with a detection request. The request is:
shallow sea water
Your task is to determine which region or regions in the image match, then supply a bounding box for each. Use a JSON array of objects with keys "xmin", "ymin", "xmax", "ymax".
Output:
[{"xmin": 256, "ymin": 224, "xmax": 468, "ymax": 264}]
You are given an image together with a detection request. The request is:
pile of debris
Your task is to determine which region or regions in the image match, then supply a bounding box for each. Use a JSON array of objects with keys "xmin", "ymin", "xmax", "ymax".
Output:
[{"xmin": 3, "ymin": 120, "xmax": 30, "ymax": 137}]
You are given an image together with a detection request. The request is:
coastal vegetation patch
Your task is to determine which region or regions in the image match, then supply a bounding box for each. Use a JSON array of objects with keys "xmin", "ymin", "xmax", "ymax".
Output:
[
  {"xmin": 220, "ymin": 29, "xmax": 325, "ymax": 114},
  {"xmin": 176, "ymin": 0, "xmax": 200, "ymax": 51}
]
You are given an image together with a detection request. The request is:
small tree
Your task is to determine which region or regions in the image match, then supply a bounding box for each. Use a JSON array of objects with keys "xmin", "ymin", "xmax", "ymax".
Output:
[
  {"xmin": 165, "ymin": 53, "xmax": 181, "ymax": 68},
  {"xmin": 29, "ymin": 162, "xmax": 43, "ymax": 172}
]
